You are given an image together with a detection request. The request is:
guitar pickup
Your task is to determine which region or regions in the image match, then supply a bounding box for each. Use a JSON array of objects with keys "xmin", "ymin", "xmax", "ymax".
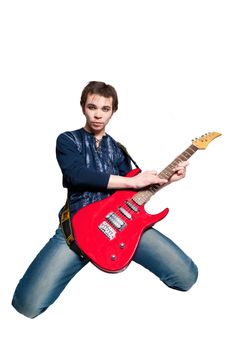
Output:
[
  {"xmin": 118, "ymin": 206, "xmax": 132, "ymax": 220},
  {"xmin": 106, "ymin": 212, "xmax": 126, "ymax": 230},
  {"xmin": 126, "ymin": 200, "xmax": 139, "ymax": 213}
]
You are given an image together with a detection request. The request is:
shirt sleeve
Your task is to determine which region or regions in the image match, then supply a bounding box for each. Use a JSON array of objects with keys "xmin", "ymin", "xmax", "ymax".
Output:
[{"xmin": 56, "ymin": 132, "xmax": 110, "ymax": 190}]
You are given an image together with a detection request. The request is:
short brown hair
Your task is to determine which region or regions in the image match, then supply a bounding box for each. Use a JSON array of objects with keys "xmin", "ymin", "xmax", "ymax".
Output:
[{"xmin": 80, "ymin": 81, "xmax": 118, "ymax": 113}]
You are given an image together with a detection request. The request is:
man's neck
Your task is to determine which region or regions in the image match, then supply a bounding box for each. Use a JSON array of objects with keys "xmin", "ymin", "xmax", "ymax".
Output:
[{"xmin": 84, "ymin": 126, "xmax": 106, "ymax": 139}]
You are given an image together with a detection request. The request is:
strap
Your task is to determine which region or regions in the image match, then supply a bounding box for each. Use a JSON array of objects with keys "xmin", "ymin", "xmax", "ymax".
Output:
[
  {"xmin": 117, "ymin": 142, "xmax": 140, "ymax": 169},
  {"xmin": 60, "ymin": 201, "xmax": 86, "ymax": 259}
]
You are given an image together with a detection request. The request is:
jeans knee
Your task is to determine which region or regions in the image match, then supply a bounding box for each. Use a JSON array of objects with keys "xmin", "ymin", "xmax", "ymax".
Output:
[
  {"xmin": 174, "ymin": 262, "xmax": 198, "ymax": 291},
  {"xmin": 164, "ymin": 261, "xmax": 198, "ymax": 292},
  {"xmin": 12, "ymin": 295, "xmax": 45, "ymax": 319},
  {"xmin": 187, "ymin": 263, "xmax": 199, "ymax": 290}
]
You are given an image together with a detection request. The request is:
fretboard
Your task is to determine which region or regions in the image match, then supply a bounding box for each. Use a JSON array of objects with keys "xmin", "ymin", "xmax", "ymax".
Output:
[{"xmin": 132, "ymin": 144, "xmax": 198, "ymax": 205}]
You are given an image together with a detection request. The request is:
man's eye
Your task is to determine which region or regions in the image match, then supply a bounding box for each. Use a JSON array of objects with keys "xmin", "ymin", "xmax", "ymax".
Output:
[
  {"xmin": 88, "ymin": 105, "xmax": 96, "ymax": 110},
  {"xmin": 103, "ymin": 107, "xmax": 111, "ymax": 112}
]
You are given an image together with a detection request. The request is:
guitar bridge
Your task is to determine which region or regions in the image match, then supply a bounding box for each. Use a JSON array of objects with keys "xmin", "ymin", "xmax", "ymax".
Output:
[{"xmin": 98, "ymin": 221, "xmax": 116, "ymax": 240}]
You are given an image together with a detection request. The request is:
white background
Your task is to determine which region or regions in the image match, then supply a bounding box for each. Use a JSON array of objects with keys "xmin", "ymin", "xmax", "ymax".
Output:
[{"xmin": 0, "ymin": 1, "xmax": 232, "ymax": 349}]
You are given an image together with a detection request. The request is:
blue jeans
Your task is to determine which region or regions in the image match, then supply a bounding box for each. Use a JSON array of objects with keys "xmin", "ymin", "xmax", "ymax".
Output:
[{"xmin": 12, "ymin": 227, "xmax": 198, "ymax": 318}]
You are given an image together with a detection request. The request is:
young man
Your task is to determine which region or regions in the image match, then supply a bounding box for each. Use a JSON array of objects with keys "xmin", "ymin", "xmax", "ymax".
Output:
[{"xmin": 12, "ymin": 81, "xmax": 198, "ymax": 318}]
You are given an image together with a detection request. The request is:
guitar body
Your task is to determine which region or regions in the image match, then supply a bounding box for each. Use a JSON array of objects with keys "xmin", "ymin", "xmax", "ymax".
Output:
[{"xmin": 72, "ymin": 169, "xmax": 169, "ymax": 273}]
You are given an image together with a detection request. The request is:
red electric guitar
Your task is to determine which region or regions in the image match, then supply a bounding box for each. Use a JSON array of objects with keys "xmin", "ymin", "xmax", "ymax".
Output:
[{"xmin": 72, "ymin": 132, "xmax": 221, "ymax": 273}]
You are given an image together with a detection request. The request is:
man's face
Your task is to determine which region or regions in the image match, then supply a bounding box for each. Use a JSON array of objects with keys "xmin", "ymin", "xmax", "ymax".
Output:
[{"xmin": 83, "ymin": 93, "xmax": 114, "ymax": 135}]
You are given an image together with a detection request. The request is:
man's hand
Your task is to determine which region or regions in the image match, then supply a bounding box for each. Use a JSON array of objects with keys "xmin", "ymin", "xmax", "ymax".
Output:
[
  {"xmin": 129, "ymin": 170, "xmax": 168, "ymax": 189},
  {"xmin": 169, "ymin": 161, "xmax": 189, "ymax": 183}
]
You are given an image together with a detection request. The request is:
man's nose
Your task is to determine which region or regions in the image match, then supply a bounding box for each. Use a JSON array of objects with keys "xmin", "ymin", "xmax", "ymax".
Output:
[{"xmin": 94, "ymin": 109, "xmax": 102, "ymax": 119}]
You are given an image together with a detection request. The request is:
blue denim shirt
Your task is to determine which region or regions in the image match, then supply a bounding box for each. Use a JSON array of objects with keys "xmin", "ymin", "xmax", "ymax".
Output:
[{"xmin": 56, "ymin": 128, "xmax": 132, "ymax": 217}]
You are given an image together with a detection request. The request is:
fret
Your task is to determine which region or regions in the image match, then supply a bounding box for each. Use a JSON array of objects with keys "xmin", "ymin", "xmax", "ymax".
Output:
[
  {"xmin": 160, "ymin": 171, "xmax": 172, "ymax": 179},
  {"xmin": 183, "ymin": 151, "xmax": 192, "ymax": 158},
  {"xmin": 189, "ymin": 144, "xmax": 198, "ymax": 153},
  {"xmin": 178, "ymin": 154, "xmax": 188, "ymax": 161},
  {"xmin": 133, "ymin": 191, "xmax": 151, "ymax": 205},
  {"xmin": 167, "ymin": 164, "xmax": 176, "ymax": 171}
]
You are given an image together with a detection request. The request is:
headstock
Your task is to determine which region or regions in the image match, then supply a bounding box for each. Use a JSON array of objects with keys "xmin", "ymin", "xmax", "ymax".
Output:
[{"xmin": 192, "ymin": 132, "xmax": 222, "ymax": 149}]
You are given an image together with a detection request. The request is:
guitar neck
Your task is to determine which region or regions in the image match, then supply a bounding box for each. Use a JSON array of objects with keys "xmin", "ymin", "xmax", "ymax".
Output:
[{"xmin": 133, "ymin": 144, "xmax": 198, "ymax": 205}]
